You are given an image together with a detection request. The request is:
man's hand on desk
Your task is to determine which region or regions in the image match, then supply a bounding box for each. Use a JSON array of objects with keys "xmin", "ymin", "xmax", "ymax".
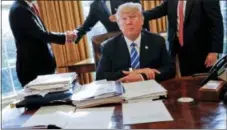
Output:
[
  {"xmin": 118, "ymin": 68, "xmax": 161, "ymax": 83},
  {"xmin": 118, "ymin": 71, "xmax": 143, "ymax": 83},
  {"xmin": 65, "ymin": 30, "xmax": 78, "ymax": 43},
  {"xmin": 134, "ymin": 68, "xmax": 161, "ymax": 80}
]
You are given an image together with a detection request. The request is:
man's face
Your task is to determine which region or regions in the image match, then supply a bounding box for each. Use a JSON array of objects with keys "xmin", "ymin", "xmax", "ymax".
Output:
[{"xmin": 118, "ymin": 11, "xmax": 143, "ymax": 40}]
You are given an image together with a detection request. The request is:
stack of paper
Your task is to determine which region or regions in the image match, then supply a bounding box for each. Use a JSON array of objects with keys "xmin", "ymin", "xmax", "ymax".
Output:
[
  {"xmin": 17, "ymin": 72, "xmax": 77, "ymax": 98},
  {"xmin": 71, "ymin": 80, "xmax": 124, "ymax": 108},
  {"xmin": 25, "ymin": 72, "xmax": 77, "ymax": 90},
  {"xmin": 22, "ymin": 105, "xmax": 114, "ymax": 129},
  {"xmin": 123, "ymin": 80, "xmax": 167, "ymax": 102}
]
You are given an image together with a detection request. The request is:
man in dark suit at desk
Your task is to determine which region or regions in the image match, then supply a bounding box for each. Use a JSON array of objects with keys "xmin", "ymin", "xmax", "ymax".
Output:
[
  {"xmin": 74, "ymin": 0, "xmax": 150, "ymax": 43},
  {"xmin": 96, "ymin": 2, "xmax": 175, "ymax": 82},
  {"xmin": 144, "ymin": 0, "xmax": 224, "ymax": 76},
  {"xmin": 9, "ymin": 0, "xmax": 77, "ymax": 86}
]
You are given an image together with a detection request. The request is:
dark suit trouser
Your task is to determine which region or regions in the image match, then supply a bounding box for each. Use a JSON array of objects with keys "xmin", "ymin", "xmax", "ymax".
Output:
[
  {"xmin": 17, "ymin": 72, "xmax": 37, "ymax": 87},
  {"xmin": 173, "ymin": 39, "xmax": 210, "ymax": 76}
]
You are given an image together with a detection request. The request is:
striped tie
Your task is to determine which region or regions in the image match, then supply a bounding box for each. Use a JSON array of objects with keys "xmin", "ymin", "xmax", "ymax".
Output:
[{"xmin": 130, "ymin": 43, "xmax": 140, "ymax": 69}]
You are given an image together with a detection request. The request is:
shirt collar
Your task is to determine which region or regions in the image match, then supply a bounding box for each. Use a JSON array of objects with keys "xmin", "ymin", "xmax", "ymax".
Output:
[
  {"xmin": 124, "ymin": 33, "xmax": 142, "ymax": 48},
  {"xmin": 25, "ymin": 0, "xmax": 33, "ymax": 7}
]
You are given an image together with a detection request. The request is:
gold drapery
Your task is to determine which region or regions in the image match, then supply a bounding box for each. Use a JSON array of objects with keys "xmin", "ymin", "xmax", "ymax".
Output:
[
  {"xmin": 142, "ymin": 0, "xmax": 167, "ymax": 33},
  {"xmin": 37, "ymin": 1, "xmax": 92, "ymax": 84}
]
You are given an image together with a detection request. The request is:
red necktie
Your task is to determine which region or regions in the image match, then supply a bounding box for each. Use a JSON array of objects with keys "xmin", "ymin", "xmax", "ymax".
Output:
[
  {"xmin": 31, "ymin": 4, "xmax": 40, "ymax": 16},
  {"xmin": 178, "ymin": 1, "xmax": 184, "ymax": 47}
]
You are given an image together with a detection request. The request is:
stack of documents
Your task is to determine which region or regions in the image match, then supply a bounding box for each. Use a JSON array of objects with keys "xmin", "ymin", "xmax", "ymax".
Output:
[
  {"xmin": 17, "ymin": 72, "xmax": 77, "ymax": 98},
  {"xmin": 22, "ymin": 105, "xmax": 114, "ymax": 129},
  {"xmin": 71, "ymin": 80, "xmax": 124, "ymax": 108},
  {"xmin": 122, "ymin": 80, "xmax": 167, "ymax": 102}
]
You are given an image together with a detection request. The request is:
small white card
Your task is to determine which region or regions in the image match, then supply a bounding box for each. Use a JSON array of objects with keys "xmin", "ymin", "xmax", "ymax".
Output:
[
  {"xmin": 64, "ymin": 107, "xmax": 115, "ymax": 129},
  {"xmin": 22, "ymin": 105, "xmax": 75, "ymax": 128},
  {"xmin": 123, "ymin": 100, "xmax": 173, "ymax": 124},
  {"xmin": 203, "ymin": 80, "xmax": 221, "ymax": 89}
]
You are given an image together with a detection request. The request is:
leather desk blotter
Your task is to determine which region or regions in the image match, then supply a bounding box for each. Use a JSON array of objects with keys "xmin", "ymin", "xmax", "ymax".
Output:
[{"xmin": 199, "ymin": 80, "xmax": 225, "ymax": 102}]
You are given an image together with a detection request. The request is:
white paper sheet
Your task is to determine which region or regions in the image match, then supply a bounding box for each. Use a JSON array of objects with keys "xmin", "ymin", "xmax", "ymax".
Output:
[
  {"xmin": 64, "ymin": 107, "xmax": 115, "ymax": 129},
  {"xmin": 22, "ymin": 105, "xmax": 75, "ymax": 128},
  {"xmin": 123, "ymin": 100, "xmax": 173, "ymax": 124}
]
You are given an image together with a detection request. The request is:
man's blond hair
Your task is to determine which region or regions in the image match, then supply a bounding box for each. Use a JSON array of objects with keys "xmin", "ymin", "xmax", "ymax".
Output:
[{"xmin": 116, "ymin": 2, "xmax": 143, "ymax": 20}]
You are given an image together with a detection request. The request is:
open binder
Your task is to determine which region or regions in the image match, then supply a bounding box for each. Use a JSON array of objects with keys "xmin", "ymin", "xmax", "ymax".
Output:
[
  {"xmin": 71, "ymin": 80, "xmax": 125, "ymax": 108},
  {"xmin": 122, "ymin": 80, "xmax": 167, "ymax": 102}
]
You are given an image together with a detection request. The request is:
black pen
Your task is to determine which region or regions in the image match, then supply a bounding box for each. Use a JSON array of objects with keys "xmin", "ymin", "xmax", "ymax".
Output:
[{"xmin": 19, "ymin": 124, "xmax": 62, "ymax": 129}]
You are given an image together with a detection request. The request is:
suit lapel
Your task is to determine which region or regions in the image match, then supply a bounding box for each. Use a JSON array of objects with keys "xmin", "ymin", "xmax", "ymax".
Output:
[
  {"xmin": 184, "ymin": 0, "xmax": 194, "ymax": 25},
  {"xmin": 32, "ymin": 12, "xmax": 46, "ymax": 30},
  {"xmin": 171, "ymin": 0, "xmax": 178, "ymax": 30},
  {"xmin": 140, "ymin": 32, "xmax": 149, "ymax": 68},
  {"xmin": 19, "ymin": 0, "xmax": 46, "ymax": 30},
  {"xmin": 119, "ymin": 35, "xmax": 131, "ymax": 67},
  {"xmin": 37, "ymin": 16, "xmax": 47, "ymax": 30}
]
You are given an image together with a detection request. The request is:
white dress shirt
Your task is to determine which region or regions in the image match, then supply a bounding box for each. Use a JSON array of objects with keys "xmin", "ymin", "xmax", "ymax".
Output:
[
  {"xmin": 25, "ymin": 0, "xmax": 33, "ymax": 7},
  {"xmin": 124, "ymin": 34, "xmax": 142, "ymax": 56}
]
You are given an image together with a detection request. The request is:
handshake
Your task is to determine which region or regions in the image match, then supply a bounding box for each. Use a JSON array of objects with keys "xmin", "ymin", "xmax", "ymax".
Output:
[{"xmin": 65, "ymin": 30, "xmax": 78, "ymax": 43}]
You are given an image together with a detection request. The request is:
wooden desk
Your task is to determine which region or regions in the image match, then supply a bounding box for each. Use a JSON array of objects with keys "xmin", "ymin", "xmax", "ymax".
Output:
[
  {"xmin": 58, "ymin": 58, "xmax": 95, "ymax": 73},
  {"xmin": 2, "ymin": 77, "xmax": 227, "ymax": 129},
  {"xmin": 67, "ymin": 58, "xmax": 95, "ymax": 73}
]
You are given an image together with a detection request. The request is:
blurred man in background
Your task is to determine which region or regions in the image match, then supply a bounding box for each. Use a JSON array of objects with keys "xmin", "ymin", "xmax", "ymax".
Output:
[
  {"xmin": 144, "ymin": 0, "xmax": 224, "ymax": 76},
  {"xmin": 9, "ymin": 0, "xmax": 77, "ymax": 86}
]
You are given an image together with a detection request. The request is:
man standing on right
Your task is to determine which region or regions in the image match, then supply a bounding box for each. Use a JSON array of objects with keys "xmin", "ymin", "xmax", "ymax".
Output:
[{"xmin": 144, "ymin": 0, "xmax": 224, "ymax": 76}]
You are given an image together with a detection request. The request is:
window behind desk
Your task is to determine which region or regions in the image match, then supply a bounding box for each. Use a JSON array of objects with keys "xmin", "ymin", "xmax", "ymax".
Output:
[
  {"xmin": 221, "ymin": 1, "xmax": 227, "ymax": 53},
  {"xmin": 1, "ymin": 1, "xmax": 22, "ymax": 99}
]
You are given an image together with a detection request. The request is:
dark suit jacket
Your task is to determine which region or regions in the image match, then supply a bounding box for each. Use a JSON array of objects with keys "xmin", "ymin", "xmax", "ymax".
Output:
[
  {"xmin": 75, "ymin": 0, "xmax": 150, "ymax": 43},
  {"xmin": 144, "ymin": 0, "xmax": 224, "ymax": 75},
  {"xmin": 9, "ymin": 0, "xmax": 66, "ymax": 86},
  {"xmin": 96, "ymin": 30, "xmax": 175, "ymax": 82}
]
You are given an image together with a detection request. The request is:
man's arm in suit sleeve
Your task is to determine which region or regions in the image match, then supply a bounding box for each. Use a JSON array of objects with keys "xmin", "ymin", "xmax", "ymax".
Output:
[
  {"xmin": 143, "ymin": 0, "xmax": 168, "ymax": 21},
  {"xmin": 75, "ymin": 3, "xmax": 99, "ymax": 43},
  {"xmin": 202, "ymin": 0, "xmax": 224, "ymax": 53},
  {"xmin": 15, "ymin": 7, "xmax": 66, "ymax": 44},
  {"xmin": 96, "ymin": 41, "xmax": 125, "ymax": 81},
  {"xmin": 156, "ymin": 37, "xmax": 175, "ymax": 82}
]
